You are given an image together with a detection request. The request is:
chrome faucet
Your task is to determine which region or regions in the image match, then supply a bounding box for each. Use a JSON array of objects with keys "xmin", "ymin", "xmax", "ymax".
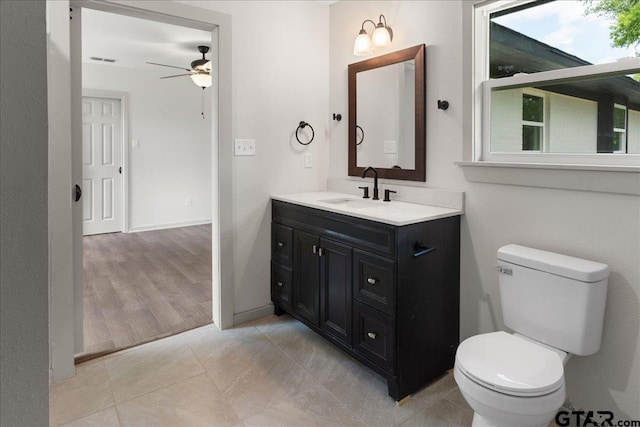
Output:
[{"xmin": 361, "ymin": 166, "xmax": 379, "ymax": 200}]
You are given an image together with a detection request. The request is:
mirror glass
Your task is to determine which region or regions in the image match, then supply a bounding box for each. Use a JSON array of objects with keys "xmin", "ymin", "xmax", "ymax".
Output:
[
  {"xmin": 349, "ymin": 44, "xmax": 425, "ymax": 181},
  {"xmin": 356, "ymin": 60, "xmax": 415, "ymax": 169}
]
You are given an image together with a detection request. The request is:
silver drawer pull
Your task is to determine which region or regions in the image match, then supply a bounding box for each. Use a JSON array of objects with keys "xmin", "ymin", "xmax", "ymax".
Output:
[
  {"xmin": 367, "ymin": 277, "xmax": 378, "ymax": 285},
  {"xmin": 277, "ymin": 281, "xmax": 284, "ymax": 287},
  {"xmin": 312, "ymin": 245, "xmax": 317, "ymax": 254},
  {"xmin": 367, "ymin": 332, "xmax": 377, "ymax": 340},
  {"xmin": 277, "ymin": 242, "xmax": 285, "ymax": 248}
]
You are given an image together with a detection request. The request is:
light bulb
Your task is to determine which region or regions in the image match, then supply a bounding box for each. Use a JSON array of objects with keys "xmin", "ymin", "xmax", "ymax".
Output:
[
  {"xmin": 353, "ymin": 30, "xmax": 372, "ymax": 56},
  {"xmin": 372, "ymin": 25, "xmax": 391, "ymax": 47}
]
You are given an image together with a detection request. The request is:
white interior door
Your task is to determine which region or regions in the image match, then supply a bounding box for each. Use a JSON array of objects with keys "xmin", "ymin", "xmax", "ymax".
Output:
[{"xmin": 82, "ymin": 96, "xmax": 123, "ymax": 235}]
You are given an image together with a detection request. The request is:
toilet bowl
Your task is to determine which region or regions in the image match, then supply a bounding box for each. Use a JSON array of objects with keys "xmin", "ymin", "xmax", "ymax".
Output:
[
  {"xmin": 454, "ymin": 245, "xmax": 609, "ymax": 427},
  {"xmin": 454, "ymin": 332, "xmax": 566, "ymax": 427}
]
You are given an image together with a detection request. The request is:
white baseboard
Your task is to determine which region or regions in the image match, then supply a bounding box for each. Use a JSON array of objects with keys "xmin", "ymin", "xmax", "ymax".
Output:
[
  {"xmin": 128, "ymin": 219, "xmax": 212, "ymax": 233},
  {"xmin": 233, "ymin": 305, "xmax": 274, "ymax": 326}
]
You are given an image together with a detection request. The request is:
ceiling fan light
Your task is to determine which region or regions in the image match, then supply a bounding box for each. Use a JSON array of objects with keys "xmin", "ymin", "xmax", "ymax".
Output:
[
  {"xmin": 190, "ymin": 73, "xmax": 212, "ymax": 88},
  {"xmin": 204, "ymin": 61, "xmax": 212, "ymax": 71}
]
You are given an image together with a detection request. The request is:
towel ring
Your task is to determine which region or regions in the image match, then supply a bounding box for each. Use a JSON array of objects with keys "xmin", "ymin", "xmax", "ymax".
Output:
[
  {"xmin": 355, "ymin": 125, "xmax": 364, "ymax": 146},
  {"xmin": 296, "ymin": 121, "xmax": 314, "ymax": 145}
]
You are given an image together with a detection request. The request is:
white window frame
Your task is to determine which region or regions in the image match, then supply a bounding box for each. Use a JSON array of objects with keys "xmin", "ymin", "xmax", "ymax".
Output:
[
  {"xmin": 473, "ymin": 0, "xmax": 640, "ymax": 167},
  {"xmin": 613, "ymin": 103, "xmax": 627, "ymax": 154}
]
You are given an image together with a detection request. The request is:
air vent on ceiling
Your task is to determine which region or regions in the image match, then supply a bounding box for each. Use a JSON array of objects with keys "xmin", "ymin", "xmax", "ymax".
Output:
[{"xmin": 90, "ymin": 56, "xmax": 116, "ymax": 63}]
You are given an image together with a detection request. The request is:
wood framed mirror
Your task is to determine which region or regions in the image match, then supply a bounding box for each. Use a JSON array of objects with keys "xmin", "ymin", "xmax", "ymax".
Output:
[{"xmin": 348, "ymin": 44, "xmax": 425, "ymax": 181}]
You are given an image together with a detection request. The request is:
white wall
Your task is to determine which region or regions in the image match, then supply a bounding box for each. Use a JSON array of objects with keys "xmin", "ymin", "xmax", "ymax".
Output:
[
  {"xmin": 548, "ymin": 92, "xmax": 598, "ymax": 153},
  {"xmin": 490, "ymin": 88, "xmax": 599, "ymax": 153},
  {"xmin": 178, "ymin": 1, "xmax": 330, "ymax": 317},
  {"xmin": 83, "ymin": 63, "xmax": 212, "ymax": 231},
  {"xmin": 330, "ymin": 0, "xmax": 639, "ymax": 418},
  {"xmin": 629, "ymin": 109, "xmax": 640, "ymax": 154},
  {"xmin": 0, "ymin": 0, "xmax": 49, "ymax": 424}
]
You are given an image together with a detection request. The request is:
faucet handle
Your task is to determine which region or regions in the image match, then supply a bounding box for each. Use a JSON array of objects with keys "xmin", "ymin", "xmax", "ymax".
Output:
[
  {"xmin": 358, "ymin": 186, "xmax": 370, "ymax": 199},
  {"xmin": 383, "ymin": 189, "xmax": 397, "ymax": 202}
]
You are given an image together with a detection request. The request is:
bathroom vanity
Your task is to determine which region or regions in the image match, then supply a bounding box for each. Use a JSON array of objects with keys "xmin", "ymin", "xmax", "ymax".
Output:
[{"xmin": 270, "ymin": 192, "xmax": 461, "ymax": 401}]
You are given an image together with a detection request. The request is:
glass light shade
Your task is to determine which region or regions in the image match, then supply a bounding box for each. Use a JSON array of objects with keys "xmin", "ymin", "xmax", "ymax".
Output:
[
  {"xmin": 353, "ymin": 31, "xmax": 373, "ymax": 56},
  {"xmin": 372, "ymin": 26, "xmax": 391, "ymax": 47},
  {"xmin": 190, "ymin": 73, "xmax": 212, "ymax": 88},
  {"xmin": 204, "ymin": 61, "xmax": 212, "ymax": 71}
]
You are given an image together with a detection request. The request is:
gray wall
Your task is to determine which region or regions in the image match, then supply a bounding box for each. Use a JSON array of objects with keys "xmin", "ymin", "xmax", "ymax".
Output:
[{"xmin": 0, "ymin": 0, "xmax": 50, "ymax": 425}]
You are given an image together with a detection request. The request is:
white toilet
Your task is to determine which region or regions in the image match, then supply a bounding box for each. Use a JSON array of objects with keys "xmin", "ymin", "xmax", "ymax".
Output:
[{"xmin": 454, "ymin": 244, "xmax": 609, "ymax": 427}]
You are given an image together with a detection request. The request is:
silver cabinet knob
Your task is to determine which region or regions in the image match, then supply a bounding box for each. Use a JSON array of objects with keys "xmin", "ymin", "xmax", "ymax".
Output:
[
  {"xmin": 277, "ymin": 242, "xmax": 285, "ymax": 247},
  {"xmin": 367, "ymin": 332, "xmax": 377, "ymax": 340},
  {"xmin": 277, "ymin": 281, "xmax": 284, "ymax": 287},
  {"xmin": 367, "ymin": 277, "xmax": 378, "ymax": 285}
]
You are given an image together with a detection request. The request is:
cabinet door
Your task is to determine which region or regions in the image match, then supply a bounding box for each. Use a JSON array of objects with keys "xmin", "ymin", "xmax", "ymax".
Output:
[
  {"xmin": 293, "ymin": 230, "xmax": 320, "ymax": 325},
  {"xmin": 319, "ymin": 238, "xmax": 353, "ymax": 347}
]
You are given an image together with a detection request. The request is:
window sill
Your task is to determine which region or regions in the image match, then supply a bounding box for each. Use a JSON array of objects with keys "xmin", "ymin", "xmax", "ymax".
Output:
[{"xmin": 456, "ymin": 161, "xmax": 640, "ymax": 195}]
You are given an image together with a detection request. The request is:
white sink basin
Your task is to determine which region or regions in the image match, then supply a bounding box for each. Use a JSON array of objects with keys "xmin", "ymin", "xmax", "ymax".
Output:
[{"xmin": 319, "ymin": 198, "xmax": 377, "ymax": 209}]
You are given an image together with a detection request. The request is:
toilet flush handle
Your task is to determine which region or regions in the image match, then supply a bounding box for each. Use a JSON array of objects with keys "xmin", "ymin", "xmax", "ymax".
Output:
[{"xmin": 496, "ymin": 266, "xmax": 512, "ymax": 275}]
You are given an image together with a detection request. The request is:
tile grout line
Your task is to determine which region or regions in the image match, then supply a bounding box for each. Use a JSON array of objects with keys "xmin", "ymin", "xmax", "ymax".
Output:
[
  {"xmin": 104, "ymin": 335, "xmax": 207, "ymax": 409},
  {"xmin": 253, "ymin": 320, "xmax": 370, "ymax": 426}
]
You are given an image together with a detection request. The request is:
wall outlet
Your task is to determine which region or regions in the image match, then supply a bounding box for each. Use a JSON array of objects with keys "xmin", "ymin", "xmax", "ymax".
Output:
[
  {"xmin": 304, "ymin": 152, "xmax": 313, "ymax": 168},
  {"xmin": 185, "ymin": 198, "xmax": 192, "ymax": 207},
  {"xmin": 384, "ymin": 141, "xmax": 397, "ymax": 154},
  {"xmin": 234, "ymin": 139, "xmax": 256, "ymax": 156}
]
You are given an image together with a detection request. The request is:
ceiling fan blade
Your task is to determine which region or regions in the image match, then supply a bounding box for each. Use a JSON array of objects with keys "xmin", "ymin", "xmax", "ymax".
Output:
[
  {"xmin": 160, "ymin": 74, "xmax": 193, "ymax": 79},
  {"xmin": 146, "ymin": 62, "xmax": 192, "ymax": 72}
]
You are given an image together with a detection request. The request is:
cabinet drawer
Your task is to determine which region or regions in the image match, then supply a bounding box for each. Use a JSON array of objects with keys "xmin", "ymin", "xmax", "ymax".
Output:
[
  {"xmin": 353, "ymin": 250, "xmax": 396, "ymax": 316},
  {"xmin": 271, "ymin": 261, "xmax": 293, "ymax": 312},
  {"xmin": 353, "ymin": 301, "xmax": 395, "ymax": 372},
  {"xmin": 272, "ymin": 223, "xmax": 293, "ymax": 267}
]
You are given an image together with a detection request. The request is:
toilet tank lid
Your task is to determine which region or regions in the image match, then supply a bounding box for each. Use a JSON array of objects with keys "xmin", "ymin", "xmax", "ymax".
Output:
[{"xmin": 498, "ymin": 244, "xmax": 609, "ymax": 283}]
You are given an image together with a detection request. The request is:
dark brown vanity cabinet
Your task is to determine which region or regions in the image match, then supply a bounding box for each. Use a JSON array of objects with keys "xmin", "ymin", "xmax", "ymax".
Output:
[{"xmin": 271, "ymin": 200, "xmax": 460, "ymax": 401}]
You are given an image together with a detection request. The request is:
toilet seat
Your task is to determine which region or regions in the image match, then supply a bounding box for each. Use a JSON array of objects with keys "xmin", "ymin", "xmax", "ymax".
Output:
[{"xmin": 456, "ymin": 331, "xmax": 564, "ymax": 397}]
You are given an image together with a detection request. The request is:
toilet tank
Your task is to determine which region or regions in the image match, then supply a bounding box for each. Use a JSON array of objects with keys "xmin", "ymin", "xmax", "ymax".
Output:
[{"xmin": 497, "ymin": 244, "xmax": 609, "ymax": 356}]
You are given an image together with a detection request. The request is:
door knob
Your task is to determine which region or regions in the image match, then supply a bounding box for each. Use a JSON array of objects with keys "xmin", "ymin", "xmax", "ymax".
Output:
[{"xmin": 73, "ymin": 184, "xmax": 82, "ymax": 202}]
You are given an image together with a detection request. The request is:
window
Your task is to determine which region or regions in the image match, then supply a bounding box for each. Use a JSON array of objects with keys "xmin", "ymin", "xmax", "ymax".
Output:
[
  {"xmin": 473, "ymin": 0, "xmax": 640, "ymax": 167},
  {"xmin": 522, "ymin": 92, "xmax": 544, "ymax": 151},
  {"xmin": 613, "ymin": 104, "xmax": 627, "ymax": 153}
]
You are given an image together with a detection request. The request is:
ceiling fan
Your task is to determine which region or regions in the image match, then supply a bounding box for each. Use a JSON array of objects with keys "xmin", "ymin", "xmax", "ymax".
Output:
[{"xmin": 147, "ymin": 45, "xmax": 212, "ymax": 89}]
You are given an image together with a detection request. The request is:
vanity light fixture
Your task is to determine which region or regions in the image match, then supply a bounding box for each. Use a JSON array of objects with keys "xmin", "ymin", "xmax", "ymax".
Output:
[{"xmin": 353, "ymin": 14, "xmax": 393, "ymax": 56}]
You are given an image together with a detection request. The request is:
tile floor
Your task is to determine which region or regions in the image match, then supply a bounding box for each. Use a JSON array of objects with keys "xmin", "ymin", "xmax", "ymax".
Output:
[{"xmin": 50, "ymin": 314, "xmax": 473, "ymax": 427}]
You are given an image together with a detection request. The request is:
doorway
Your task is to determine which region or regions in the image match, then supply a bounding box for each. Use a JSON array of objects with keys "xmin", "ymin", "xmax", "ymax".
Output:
[
  {"xmin": 48, "ymin": 0, "xmax": 233, "ymax": 380},
  {"xmin": 77, "ymin": 7, "xmax": 217, "ymax": 359}
]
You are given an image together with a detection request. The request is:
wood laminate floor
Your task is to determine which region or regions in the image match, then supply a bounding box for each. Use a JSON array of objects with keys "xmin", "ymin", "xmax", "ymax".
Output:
[{"xmin": 80, "ymin": 224, "xmax": 212, "ymax": 359}]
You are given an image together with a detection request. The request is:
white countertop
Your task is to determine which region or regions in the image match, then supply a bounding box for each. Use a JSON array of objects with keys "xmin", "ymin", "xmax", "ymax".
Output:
[{"xmin": 272, "ymin": 191, "xmax": 463, "ymax": 226}]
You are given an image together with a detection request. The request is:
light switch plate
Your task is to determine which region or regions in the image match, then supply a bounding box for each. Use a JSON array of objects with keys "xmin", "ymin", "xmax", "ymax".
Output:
[
  {"xmin": 234, "ymin": 139, "xmax": 256, "ymax": 156},
  {"xmin": 304, "ymin": 153, "xmax": 313, "ymax": 168},
  {"xmin": 133, "ymin": 139, "xmax": 140, "ymax": 149},
  {"xmin": 383, "ymin": 141, "xmax": 397, "ymax": 154}
]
